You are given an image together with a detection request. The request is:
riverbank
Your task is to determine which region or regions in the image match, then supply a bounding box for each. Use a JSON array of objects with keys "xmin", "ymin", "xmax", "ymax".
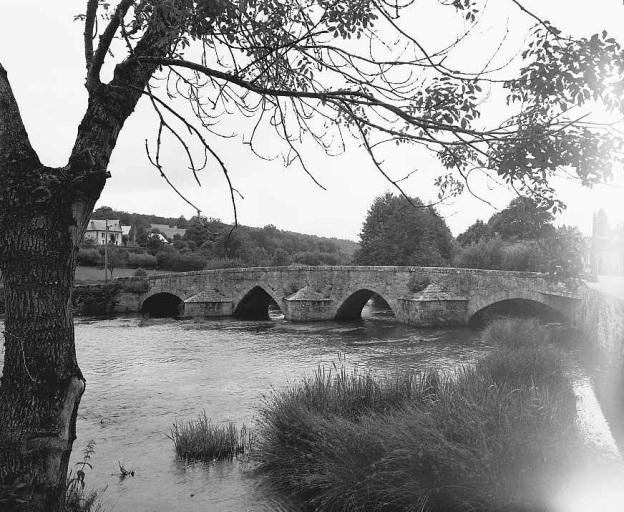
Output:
[{"xmin": 254, "ymin": 319, "xmax": 623, "ymax": 511}]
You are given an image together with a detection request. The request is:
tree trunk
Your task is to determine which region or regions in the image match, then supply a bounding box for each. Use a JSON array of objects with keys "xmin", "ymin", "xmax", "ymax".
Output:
[
  {"xmin": 0, "ymin": 202, "xmax": 85, "ymax": 511},
  {"xmin": 0, "ymin": 4, "xmax": 184, "ymax": 507}
]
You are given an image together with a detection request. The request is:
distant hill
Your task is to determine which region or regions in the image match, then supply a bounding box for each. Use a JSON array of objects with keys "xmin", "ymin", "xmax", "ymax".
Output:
[{"xmin": 90, "ymin": 206, "xmax": 359, "ymax": 265}]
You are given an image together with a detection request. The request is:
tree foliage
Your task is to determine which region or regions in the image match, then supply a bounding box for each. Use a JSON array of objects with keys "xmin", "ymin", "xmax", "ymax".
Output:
[
  {"xmin": 455, "ymin": 199, "xmax": 586, "ymax": 279},
  {"xmin": 458, "ymin": 197, "xmax": 556, "ymax": 246},
  {"xmin": 488, "ymin": 197, "xmax": 556, "ymax": 240},
  {"xmin": 355, "ymin": 193, "xmax": 454, "ymax": 266}
]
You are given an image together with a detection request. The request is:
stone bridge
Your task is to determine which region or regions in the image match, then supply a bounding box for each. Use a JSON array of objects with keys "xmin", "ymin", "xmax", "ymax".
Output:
[{"xmin": 113, "ymin": 266, "xmax": 585, "ymax": 327}]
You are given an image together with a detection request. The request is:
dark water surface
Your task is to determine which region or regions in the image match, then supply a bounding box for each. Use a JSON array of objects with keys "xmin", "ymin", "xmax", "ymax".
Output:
[{"xmin": 1, "ymin": 303, "xmax": 623, "ymax": 511}]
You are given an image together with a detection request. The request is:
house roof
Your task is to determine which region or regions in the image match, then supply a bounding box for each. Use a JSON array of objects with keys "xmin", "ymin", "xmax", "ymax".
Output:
[{"xmin": 86, "ymin": 220, "xmax": 122, "ymax": 232}]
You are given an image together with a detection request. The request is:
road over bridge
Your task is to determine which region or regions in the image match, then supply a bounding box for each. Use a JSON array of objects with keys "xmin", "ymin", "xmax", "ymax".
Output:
[{"xmin": 114, "ymin": 266, "xmax": 584, "ymax": 327}]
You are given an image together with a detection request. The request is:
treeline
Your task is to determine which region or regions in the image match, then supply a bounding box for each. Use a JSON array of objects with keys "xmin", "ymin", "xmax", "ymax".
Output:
[
  {"xmin": 453, "ymin": 198, "xmax": 585, "ymax": 279},
  {"xmin": 80, "ymin": 207, "xmax": 358, "ymax": 274},
  {"xmin": 352, "ymin": 194, "xmax": 585, "ymax": 279},
  {"xmin": 83, "ymin": 196, "xmax": 586, "ymax": 280}
]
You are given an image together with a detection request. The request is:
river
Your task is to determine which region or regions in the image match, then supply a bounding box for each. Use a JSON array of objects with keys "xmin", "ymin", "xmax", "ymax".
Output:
[{"xmin": 1, "ymin": 302, "xmax": 623, "ymax": 511}]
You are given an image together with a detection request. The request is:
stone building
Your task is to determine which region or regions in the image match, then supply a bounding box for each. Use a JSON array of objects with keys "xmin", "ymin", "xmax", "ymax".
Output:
[
  {"xmin": 591, "ymin": 210, "xmax": 624, "ymax": 276},
  {"xmin": 84, "ymin": 219, "xmax": 124, "ymax": 246}
]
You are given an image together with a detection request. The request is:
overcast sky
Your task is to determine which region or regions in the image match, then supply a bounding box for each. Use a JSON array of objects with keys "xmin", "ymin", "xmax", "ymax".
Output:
[{"xmin": 1, "ymin": 0, "xmax": 623, "ymax": 241}]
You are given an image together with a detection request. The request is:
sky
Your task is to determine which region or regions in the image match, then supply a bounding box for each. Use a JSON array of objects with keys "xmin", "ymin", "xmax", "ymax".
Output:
[{"xmin": 1, "ymin": 0, "xmax": 623, "ymax": 241}]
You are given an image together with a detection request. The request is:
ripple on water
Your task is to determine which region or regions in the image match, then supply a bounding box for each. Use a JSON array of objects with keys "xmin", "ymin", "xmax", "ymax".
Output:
[{"xmin": 1, "ymin": 312, "xmax": 618, "ymax": 510}]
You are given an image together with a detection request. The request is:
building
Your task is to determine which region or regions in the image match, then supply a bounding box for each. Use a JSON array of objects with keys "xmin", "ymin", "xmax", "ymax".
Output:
[
  {"xmin": 590, "ymin": 210, "xmax": 624, "ymax": 276},
  {"xmin": 150, "ymin": 223, "xmax": 186, "ymax": 240},
  {"xmin": 84, "ymin": 219, "xmax": 124, "ymax": 246}
]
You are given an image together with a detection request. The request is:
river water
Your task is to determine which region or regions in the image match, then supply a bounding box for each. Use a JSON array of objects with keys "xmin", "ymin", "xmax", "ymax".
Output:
[{"xmin": 1, "ymin": 302, "xmax": 623, "ymax": 511}]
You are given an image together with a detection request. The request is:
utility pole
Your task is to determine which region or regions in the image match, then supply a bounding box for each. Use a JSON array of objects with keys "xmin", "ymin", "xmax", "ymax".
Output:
[{"xmin": 104, "ymin": 220, "xmax": 109, "ymax": 283}]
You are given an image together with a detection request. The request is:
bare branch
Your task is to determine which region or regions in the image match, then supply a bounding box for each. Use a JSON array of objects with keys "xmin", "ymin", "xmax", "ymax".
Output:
[
  {"xmin": 115, "ymin": 83, "xmax": 242, "ymax": 227},
  {"xmin": 87, "ymin": 0, "xmax": 135, "ymax": 88},
  {"xmin": 84, "ymin": 0, "xmax": 98, "ymax": 71}
]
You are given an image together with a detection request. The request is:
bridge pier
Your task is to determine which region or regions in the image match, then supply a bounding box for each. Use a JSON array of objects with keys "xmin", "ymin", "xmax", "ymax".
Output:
[
  {"xmin": 182, "ymin": 290, "xmax": 233, "ymax": 318},
  {"xmin": 283, "ymin": 286, "xmax": 335, "ymax": 321},
  {"xmin": 396, "ymin": 297, "xmax": 470, "ymax": 327}
]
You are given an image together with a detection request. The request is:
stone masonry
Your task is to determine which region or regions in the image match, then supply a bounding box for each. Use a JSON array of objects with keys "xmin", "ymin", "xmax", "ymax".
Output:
[{"xmin": 113, "ymin": 266, "xmax": 584, "ymax": 327}]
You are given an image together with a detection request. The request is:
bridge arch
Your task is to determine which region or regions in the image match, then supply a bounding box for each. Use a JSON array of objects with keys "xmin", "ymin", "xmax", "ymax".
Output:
[
  {"xmin": 141, "ymin": 292, "xmax": 184, "ymax": 317},
  {"xmin": 233, "ymin": 285, "xmax": 282, "ymax": 320},
  {"xmin": 335, "ymin": 289, "xmax": 395, "ymax": 320},
  {"xmin": 468, "ymin": 290, "xmax": 569, "ymax": 327}
]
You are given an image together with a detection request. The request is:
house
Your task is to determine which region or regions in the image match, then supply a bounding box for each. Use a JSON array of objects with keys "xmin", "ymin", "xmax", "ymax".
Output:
[
  {"xmin": 148, "ymin": 232, "xmax": 170, "ymax": 244},
  {"xmin": 150, "ymin": 223, "xmax": 186, "ymax": 240},
  {"xmin": 84, "ymin": 219, "xmax": 124, "ymax": 246},
  {"xmin": 590, "ymin": 210, "xmax": 624, "ymax": 276}
]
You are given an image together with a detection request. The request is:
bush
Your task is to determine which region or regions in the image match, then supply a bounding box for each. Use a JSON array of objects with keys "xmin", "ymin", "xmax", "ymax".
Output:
[
  {"xmin": 453, "ymin": 237, "xmax": 504, "ymax": 270},
  {"xmin": 77, "ymin": 248, "xmax": 101, "ymax": 267},
  {"xmin": 205, "ymin": 258, "xmax": 248, "ymax": 270},
  {"xmin": 255, "ymin": 320, "xmax": 582, "ymax": 511},
  {"xmin": 127, "ymin": 252, "xmax": 158, "ymax": 269},
  {"xmin": 168, "ymin": 411, "xmax": 254, "ymax": 461},
  {"xmin": 73, "ymin": 284, "xmax": 120, "ymax": 316},
  {"xmin": 133, "ymin": 267, "xmax": 148, "ymax": 277},
  {"xmin": 500, "ymin": 242, "xmax": 542, "ymax": 272},
  {"xmin": 156, "ymin": 252, "xmax": 206, "ymax": 272}
]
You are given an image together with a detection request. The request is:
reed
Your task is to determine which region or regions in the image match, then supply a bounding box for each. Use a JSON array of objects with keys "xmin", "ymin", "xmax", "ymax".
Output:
[
  {"xmin": 168, "ymin": 411, "xmax": 254, "ymax": 461},
  {"xmin": 255, "ymin": 319, "xmax": 581, "ymax": 511}
]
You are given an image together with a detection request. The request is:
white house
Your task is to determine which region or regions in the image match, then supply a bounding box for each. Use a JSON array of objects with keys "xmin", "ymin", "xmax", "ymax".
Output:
[{"xmin": 84, "ymin": 219, "xmax": 123, "ymax": 245}]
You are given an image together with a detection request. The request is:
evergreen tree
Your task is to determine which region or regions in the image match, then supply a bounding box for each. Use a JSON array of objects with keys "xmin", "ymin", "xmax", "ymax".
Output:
[{"xmin": 355, "ymin": 194, "xmax": 454, "ymax": 266}]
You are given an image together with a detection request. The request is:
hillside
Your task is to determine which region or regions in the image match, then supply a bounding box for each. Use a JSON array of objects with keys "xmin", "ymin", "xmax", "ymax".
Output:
[{"xmin": 90, "ymin": 206, "xmax": 358, "ymax": 267}]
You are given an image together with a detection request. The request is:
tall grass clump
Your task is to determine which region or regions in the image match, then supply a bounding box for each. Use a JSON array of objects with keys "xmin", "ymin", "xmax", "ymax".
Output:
[
  {"xmin": 255, "ymin": 319, "xmax": 582, "ymax": 511},
  {"xmin": 478, "ymin": 318, "xmax": 570, "ymax": 389},
  {"xmin": 168, "ymin": 411, "xmax": 254, "ymax": 461}
]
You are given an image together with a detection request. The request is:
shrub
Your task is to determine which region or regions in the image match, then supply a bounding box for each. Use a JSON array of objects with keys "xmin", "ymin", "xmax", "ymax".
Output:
[
  {"xmin": 133, "ymin": 267, "xmax": 148, "ymax": 277},
  {"xmin": 77, "ymin": 248, "xmax": 101, "ymax": 267},
  {"xmin": 168, "ymin": 411, "xmax": 254, "ymax": 461},
  {"xmin": 127, "ymin": 252, "xmax": 158, "ymax": 269},
  {"xmin": 500, "ymin": 242, "xmax": 542, "ymax": 272},
  {"xmin": 453, "ymin": 237, "xmax": 504, "ymax": 270},
  {"xmin": 205, "ymin": 258, "xmax": 248, "ymax": 270},
  {"xmin": 73, "ymin": 284, "xmax": 120, "ymax": 316},
  {"xmin": 156, "ymin": 252, "xmax": 206, "ymax": 272}
]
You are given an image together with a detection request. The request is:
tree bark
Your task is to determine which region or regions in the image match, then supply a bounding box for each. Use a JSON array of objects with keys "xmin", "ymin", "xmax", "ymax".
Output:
[{"xmin": 0, "ymin": 3, "xmax": 184, "ymax": 508}]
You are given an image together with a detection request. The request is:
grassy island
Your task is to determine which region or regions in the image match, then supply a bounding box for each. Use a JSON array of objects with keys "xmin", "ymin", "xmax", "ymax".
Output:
[{"xmin": 254, "ymin": 319, "xmax": 583, "ymax": 511}]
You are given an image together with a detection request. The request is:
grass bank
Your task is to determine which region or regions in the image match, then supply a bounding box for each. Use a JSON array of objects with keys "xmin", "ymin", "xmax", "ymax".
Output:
[{"xmin": 254, "ymin": 319, "xmax": 582, "ymax": 511}]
